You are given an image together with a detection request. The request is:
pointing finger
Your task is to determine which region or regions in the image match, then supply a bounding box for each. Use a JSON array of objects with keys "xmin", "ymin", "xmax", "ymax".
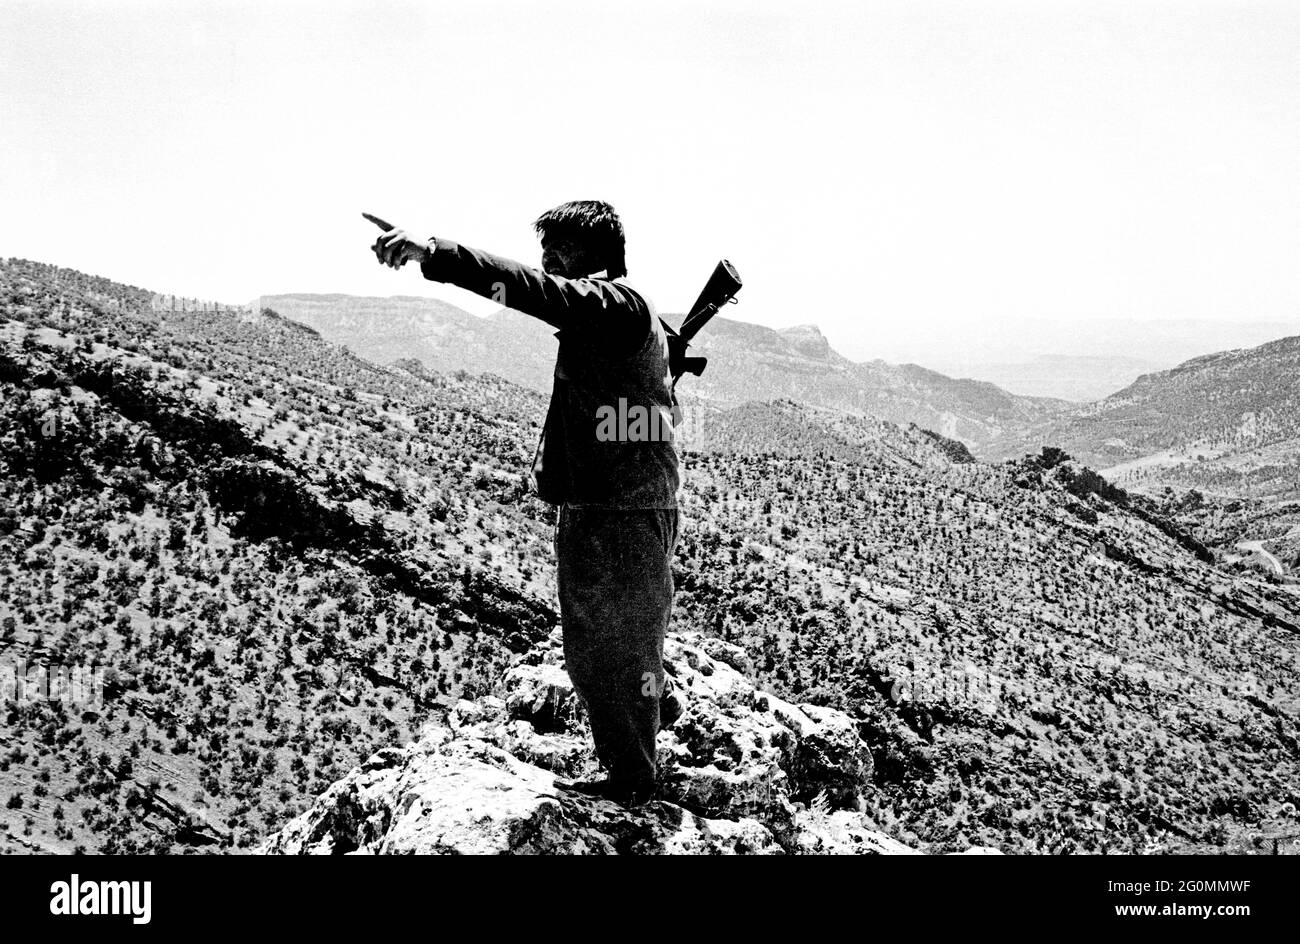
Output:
[{"xmin": 363, "ymin": 212, "xmax": 396, "ymax": 232}]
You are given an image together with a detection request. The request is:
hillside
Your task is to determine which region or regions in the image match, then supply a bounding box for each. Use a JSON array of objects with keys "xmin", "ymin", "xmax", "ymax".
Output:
[
  {"xmin": 262, "ymin": 293, "xmax": 1067, "ymax": 456},
  {"xmin": 990, "ymin": 335, "xmax": 1300, "ymax": 576},
  {"xmin": 255, "ymin": 293, "xmax": 558, "ymax": 394},
  {"xmin": 4, "ymin": 260, "xmax": 1300, "ymax": 855},
  {"xmin": 995, "ymin": 335, "xmax": 1300, "ymax": 498},
  {"xmin": 1, "ymin": 261, "xmax": 558, "ymax": 852}
]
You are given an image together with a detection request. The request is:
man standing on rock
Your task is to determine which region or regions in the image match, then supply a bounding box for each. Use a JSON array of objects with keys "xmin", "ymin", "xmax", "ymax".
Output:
[{"xmin": 367, "ymin": 200, "xmax": 682, "ymax": 806}]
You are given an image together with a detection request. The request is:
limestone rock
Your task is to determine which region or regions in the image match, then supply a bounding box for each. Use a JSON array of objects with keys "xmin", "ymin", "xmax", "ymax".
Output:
[{"xmin": 259, "ymin": 632, "xmax": 989, "ymax": 856}]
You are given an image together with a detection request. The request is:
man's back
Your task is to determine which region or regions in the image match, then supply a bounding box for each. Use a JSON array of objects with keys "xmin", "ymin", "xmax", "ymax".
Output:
[{"xmin": 534, "ymin": 278, "xmax": 680, "ymax": 509}]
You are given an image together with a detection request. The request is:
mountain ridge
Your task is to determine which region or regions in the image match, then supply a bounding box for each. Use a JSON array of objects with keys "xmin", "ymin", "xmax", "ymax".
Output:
[
  {"xmin": 262, "ymin": 292, "xmax": 1068, "ymax": 457},
  {"xmin": 994, "ymin": 332, "xmax": 1300, "ymax": 502}
]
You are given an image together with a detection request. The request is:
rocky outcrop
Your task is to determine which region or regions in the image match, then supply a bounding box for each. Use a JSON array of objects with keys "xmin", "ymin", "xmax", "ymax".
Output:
[{"xmin": 259, "ymin": 631, "xmax": 999, "ymax": 855}]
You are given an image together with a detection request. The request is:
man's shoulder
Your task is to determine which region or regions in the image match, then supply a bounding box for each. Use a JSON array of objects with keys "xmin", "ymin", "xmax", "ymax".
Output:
[
  {"xmin": 561, "ymin": 276, "xmax": 657, "ymax": 358},
  {"xmin": 607, "ymin": 277, "xmax": 656, "ymax": 317}
]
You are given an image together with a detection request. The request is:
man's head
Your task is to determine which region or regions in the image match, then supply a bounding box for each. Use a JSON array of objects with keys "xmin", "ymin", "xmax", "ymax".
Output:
[{"xmin": 534, "ymin": 200, "xmax": 626, "ymax": 279}]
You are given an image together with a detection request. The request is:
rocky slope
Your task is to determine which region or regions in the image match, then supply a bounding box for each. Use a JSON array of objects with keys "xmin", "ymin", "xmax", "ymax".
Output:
[{"xmin": 259, "ymin": 629, "xmax": 994, "ymax": 855}]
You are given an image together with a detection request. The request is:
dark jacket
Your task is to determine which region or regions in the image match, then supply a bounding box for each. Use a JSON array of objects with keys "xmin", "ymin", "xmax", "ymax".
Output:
[{"xmin": 420, "ymin": 238, "xmax": 680, "ymax": 509}]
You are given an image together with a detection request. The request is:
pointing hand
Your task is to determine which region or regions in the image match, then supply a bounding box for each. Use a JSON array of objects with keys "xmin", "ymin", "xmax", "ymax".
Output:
[{"xmin": 364, "ymin": 211, "xmax": 430, "ymax": 270}]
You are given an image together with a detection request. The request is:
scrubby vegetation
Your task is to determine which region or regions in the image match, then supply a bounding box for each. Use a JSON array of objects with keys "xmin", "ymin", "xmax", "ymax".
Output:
[{"xmin": 3, "ymin": 258, "xmax": 1299, "ymax": 855}]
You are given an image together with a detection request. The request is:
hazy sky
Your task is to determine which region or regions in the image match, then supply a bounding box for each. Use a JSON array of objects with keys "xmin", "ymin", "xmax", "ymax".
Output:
[{"xmin": 3, "ymin": 0, "xmax": 1298, "ymax": 363}]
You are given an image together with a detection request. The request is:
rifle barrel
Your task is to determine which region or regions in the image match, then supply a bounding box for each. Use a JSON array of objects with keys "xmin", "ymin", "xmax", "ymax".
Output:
[{"xmin": 678, "ymin": 304, "xmax": 718, "ymax": 343}]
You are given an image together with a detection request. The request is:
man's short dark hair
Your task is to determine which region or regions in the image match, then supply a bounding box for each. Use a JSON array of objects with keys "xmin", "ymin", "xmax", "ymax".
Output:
[{"xmin": 533, "ymin": 200, "xmax": 627, "ymax": 278}]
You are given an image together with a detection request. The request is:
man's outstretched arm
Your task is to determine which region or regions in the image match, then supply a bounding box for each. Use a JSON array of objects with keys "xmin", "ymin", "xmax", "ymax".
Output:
[{"xmin": 366, "ymin": 215, "xmax": 650, "ymax": 350}]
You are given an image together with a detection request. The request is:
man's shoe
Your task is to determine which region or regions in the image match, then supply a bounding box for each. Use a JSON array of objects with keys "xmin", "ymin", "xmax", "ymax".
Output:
[
  {"xmin": 606, "ymin": 779, "xmax": 656, "ymax": 808},
  {"xmin": 557, "ymin": 777, "xmax": 613, "ymax": 798},
  {"xmin": 557, "ymin": 776, "xmax": 656, "ymax": 808}
]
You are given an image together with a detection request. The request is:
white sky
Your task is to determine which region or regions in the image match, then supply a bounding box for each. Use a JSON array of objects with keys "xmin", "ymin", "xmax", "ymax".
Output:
[{"xmin": 3, "ymin": 0, "xmax": 1298, "ymax": 364}]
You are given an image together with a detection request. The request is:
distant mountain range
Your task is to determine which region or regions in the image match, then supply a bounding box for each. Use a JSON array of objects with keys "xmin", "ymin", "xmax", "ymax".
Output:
[
  {"xmin": 260, "ymin": 294, "xmax": 1068, "ymax": 458},
  {"xmin": 927, "ymin": 354, "xmax": 1161, "ymax": 403},
  {"xmin": 262, "ymin": 292, "xmax": 1300, "ymax": 508},
  {"xmin": 849, "ymin": 316, "xmax": 1300, "ymax": 397},
  {"xmin": 255, "ymin": 293, "xmax": 557, "ymax": 391}
]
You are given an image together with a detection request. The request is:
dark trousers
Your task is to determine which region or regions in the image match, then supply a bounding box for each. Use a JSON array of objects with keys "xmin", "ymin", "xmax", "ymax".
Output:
[{"xmin": 555, "ymin": 504, "xmax": 681, "ymax": 788}]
